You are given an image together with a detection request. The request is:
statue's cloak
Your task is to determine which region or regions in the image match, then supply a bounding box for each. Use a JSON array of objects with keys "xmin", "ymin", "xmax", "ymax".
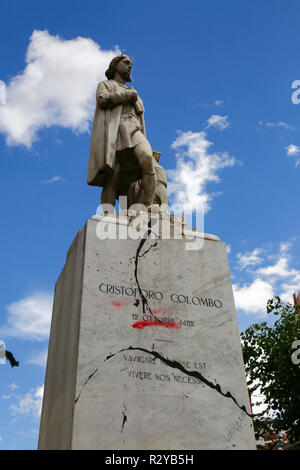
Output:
[{"xmin": 87, "ymin": 79, "xmax": 145, "ymax": 188}]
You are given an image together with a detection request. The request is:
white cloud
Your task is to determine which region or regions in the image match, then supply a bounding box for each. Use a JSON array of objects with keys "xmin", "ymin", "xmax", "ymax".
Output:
[
  {"xmin": 0, "ymin": 30, "xmax": 120, "ymax": 148},
  {"xmin": 41, "ymin": 176, "xmax": 64, "ymax": 184},
  {"xmin": 10, "ymin": 386, "xmax": 44, "ymax": 419},
  {"xmin": 267, "ymin": 121, "xmax": 293, "ymax": 130},
  {"xmin": 237, "ymin": 248, "xmax": 263, "ymax": 270},
  {"xmin": 167, "ymin": 130, "xmax": 236, "ymax": 213},
  {"xmin": 233, "ymin": 241, "xmax": 300, "ymax": 316},
  {"xmin": 206, "ymin": 114, "xmax": 229, "ymax": 130},
  {"xmin": 285, "ymin": 144, "xmax": 300, "ymax": 166},
  {"xmin": 0, "ymin": 292, "xmax": 53, "ymax": 341},
  {"xmin": 233, "ymin": 279, "xmax": 274, "ymax": 316},
  {"xmin": 2, "ymin": 383, "xmax": 19, "ymax": 401},
  {"xmin": 27, "ymin": 349, "xmax": 48, "ymax": 367},
  {"xmin": 256, "ymin": 253, "xmax": 300, "ymax": 302},
  {"xmin": 258, "ymin": 120, "xmax": 294, "ymax": 131},
  {"xmin": 0, "ymin": 80, "xmax": 6, "ymax": 105},
  {"xmin": 279, "ymin": 241, "xmax": 291, "ymax": 253},
  {"xmin": 256, "ymin": 257, "xmax": 295, "ymax": 278},
  {"xmin": 9, "ymin": 383, "xmax": 18, "ymax": 391},
  {"xmin": 199, "ymin": 99, "xmax": 225, "ymax": 108},
  {"xmin": 286, "ymin": 144, "xmax": 300, "ymax": 155}
]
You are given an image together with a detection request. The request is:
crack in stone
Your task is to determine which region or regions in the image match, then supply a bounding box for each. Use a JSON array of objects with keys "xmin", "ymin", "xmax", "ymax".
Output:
[
  {"xmin": 138, "ymin": 239, "xmax": 159, "ymax": 259},
  {"xmin": 75, "ymin": 368, "xmax": 98, "ymax": 404},
  {"xmin": 121, "ymin": 405, "xmax": 127, "ymax": 432},
  {"xmin": 134, "ymin": 218, "xmax": 156, "ymax": 314},
  {"xmin": 105, "ymin": 346, "xmax": 252, "ymax": 418},
  {"xmin": 133, "ymin": 218, "xmax": 170, "ymax": 330}
]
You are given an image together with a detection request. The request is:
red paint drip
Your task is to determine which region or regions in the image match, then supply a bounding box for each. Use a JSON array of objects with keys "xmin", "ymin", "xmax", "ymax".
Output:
[{"xmin": 132, "ymin": 320, "xmax": 182, "ymax": 330}]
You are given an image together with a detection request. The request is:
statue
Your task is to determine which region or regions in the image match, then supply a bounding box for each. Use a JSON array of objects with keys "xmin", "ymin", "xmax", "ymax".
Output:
[
  {"xmin": 128, "ymin": 151, "xmax": 168, "ymax": 208},
  {"xmin": 87, "ymin": 54, "xmax": 158, "ymax": 210}
]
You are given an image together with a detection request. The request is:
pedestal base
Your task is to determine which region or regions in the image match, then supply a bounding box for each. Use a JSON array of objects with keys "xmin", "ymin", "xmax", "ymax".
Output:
[{"xmin": 38, "ymin": 214, "xmax": 256, "ymax": 450}]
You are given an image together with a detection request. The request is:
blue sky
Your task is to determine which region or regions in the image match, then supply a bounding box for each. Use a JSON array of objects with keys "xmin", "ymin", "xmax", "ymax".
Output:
[{"xmin": 0, "ymin": 0, "xmax": 300, "ymax": 449}]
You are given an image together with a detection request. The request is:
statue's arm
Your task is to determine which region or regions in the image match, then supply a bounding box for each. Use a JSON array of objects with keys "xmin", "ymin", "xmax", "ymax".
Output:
[{"xmin": 96, "ymin": 82, "xmax": 136, "ymax": 109}]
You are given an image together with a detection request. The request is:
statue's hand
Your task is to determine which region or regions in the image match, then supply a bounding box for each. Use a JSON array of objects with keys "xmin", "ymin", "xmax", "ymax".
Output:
[{"xmin": 128, "ymin": 89, "xmax": 138, "ymax": 102}]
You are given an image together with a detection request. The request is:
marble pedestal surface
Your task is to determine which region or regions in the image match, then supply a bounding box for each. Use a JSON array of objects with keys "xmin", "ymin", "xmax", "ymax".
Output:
[{"xmin": 38, "ymin": 213, "xmax": 256, "ymax": 450}]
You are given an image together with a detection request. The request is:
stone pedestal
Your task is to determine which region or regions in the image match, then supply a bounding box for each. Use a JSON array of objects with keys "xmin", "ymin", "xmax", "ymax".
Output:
[{"xmin": 38, "ymin": 213, "xmax": 256, "ymax": 450}]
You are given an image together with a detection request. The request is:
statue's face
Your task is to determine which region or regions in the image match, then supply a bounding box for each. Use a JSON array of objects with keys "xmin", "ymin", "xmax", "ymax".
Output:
[{"xmin": 114, "ymin": 56, "xmax": 132, "ymax": 82}]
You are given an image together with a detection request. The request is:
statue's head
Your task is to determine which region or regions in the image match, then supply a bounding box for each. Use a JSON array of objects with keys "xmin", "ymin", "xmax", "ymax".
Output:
[{"xmin": 105, "ymin": 54, "xmax": 133, "ymax": 82}]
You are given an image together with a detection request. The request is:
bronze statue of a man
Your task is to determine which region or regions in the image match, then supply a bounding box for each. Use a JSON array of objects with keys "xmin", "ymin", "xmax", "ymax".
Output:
[{"xmin": 87, "ymin": 54, "xmax": 156, "ymax": 208}]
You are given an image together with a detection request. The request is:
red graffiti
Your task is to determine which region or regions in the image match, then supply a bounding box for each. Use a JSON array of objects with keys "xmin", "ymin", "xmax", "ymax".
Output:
[
  {"xmin": 132, "ymin": 320, "xmax": 181, "ymax": 330},
  {"xmin": 109, "ymin": 299, "xmax": 132, "ymax": 308},
  {"xmin": 110, "ymin": 300, "xmax": 124, "ymax": 307}
]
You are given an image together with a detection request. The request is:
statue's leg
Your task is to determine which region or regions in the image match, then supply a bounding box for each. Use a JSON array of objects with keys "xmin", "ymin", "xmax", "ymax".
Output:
[
  {"xmin": 133, "ymin": 141, "xmax": 156, "ymax": 207},
  {"xmin": 128, "ymin": 181, "xmax": 143, "ymax": 208},
  {"xmin": 101, "ymin": 163, "xmax": 120, "ymax": 212}
]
